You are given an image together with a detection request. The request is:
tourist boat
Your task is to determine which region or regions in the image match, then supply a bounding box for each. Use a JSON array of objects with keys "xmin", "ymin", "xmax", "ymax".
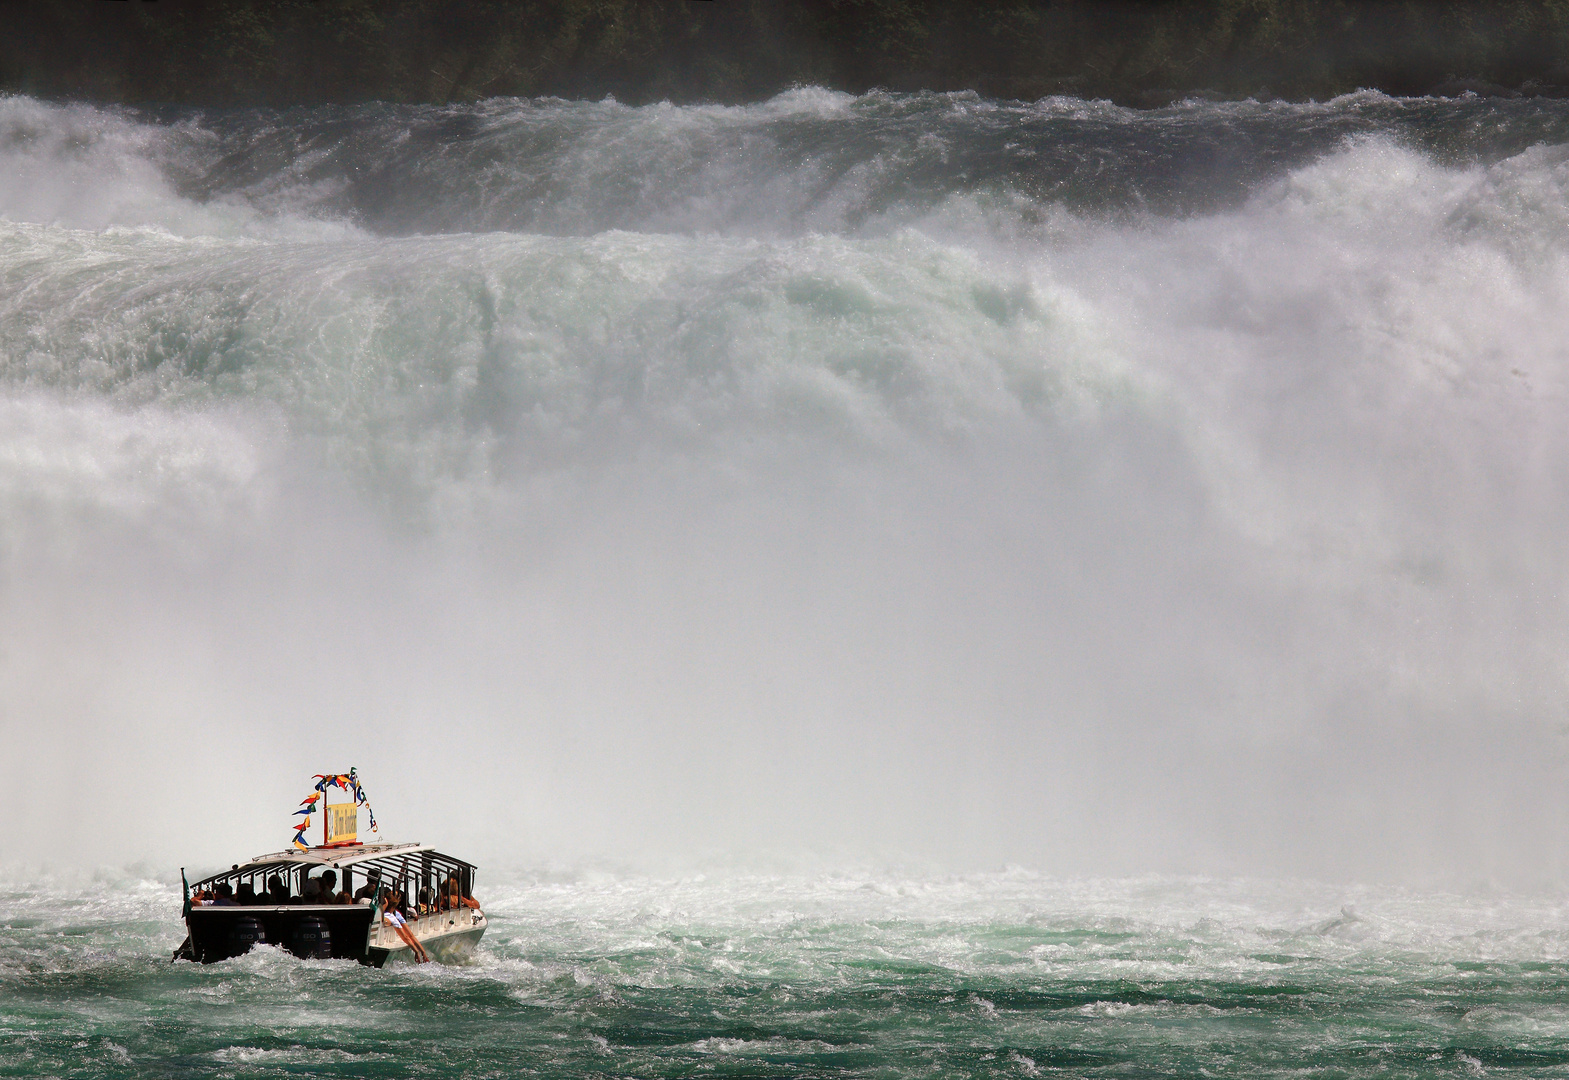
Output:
[{"xmin": 173, "ymin": 770, "xmax": 487, "ymax": 966}]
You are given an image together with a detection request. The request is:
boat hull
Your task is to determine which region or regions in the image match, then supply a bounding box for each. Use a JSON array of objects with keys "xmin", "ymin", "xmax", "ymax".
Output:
[
  {"xmin": 181, "ymin": 904, "xmax": 488, "ymax": 966},
  {"xmin": 366, "ymin": 910, "xmax": 488, "ymax": 967},
  {"xmin": 182, "ymin": 905, "xmax": 376, "ymax": 963}
]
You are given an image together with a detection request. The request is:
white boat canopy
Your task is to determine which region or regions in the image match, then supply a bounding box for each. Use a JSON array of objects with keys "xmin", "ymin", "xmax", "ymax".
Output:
[{"xmin": 192, "ymin": 843, "xmax": 475, "ymax": 891}]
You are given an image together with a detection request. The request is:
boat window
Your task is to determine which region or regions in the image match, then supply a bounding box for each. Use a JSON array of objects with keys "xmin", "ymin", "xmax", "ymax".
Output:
[{"xmin": 189, "ymin": 848, "xmax": 478, "ymax": 911}]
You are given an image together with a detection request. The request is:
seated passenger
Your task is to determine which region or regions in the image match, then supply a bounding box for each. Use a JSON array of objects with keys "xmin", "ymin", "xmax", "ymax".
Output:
[
  {"xmin": 236, "ymin": 883, "xmax": 258, "ymax": 905},
  {"xmin": 266, "ymin": 875, "xmax": 291, "ymax": 905},
  {"xmin": 379, "ymin": 887, "xmax": 431, "ymax": 963},
  {"xmin": 353, "ymin": 871, "xmax": 382, "ymax": 903},
  {"xmin": 316, "ymin": 870, "xmax": 349, "ymax": 904},
  {"xmin": 211, "ymin": 883, "xmax": 241, "ymax": 906},
  {"xmin": 302, "ymin": 876, "xmax": 324, "ymax": 903},
  {"xmin": 446, "ymin": 877, "xmax": 481, "ymax": 910}
]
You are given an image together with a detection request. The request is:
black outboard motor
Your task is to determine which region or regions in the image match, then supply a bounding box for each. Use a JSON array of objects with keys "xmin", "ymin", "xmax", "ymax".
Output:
[
  {"xmin": 291, "ymin": 916, "xmax": 332, "ymax": 959},
  {"xmin": 228, "ymin": 916, "xmax": 267, "ymax": 958}
]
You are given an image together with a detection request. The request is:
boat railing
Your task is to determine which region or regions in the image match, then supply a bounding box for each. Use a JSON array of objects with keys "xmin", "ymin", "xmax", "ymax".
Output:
[{"xmin": 189, "ymin": 848, "xmax": 478, "ymax": 914}]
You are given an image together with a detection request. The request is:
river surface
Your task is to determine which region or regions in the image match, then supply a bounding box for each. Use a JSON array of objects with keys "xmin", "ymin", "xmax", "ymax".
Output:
[{"xmin": 5, "ymin": 871, "xmax": 1569, "ymax": 1079}]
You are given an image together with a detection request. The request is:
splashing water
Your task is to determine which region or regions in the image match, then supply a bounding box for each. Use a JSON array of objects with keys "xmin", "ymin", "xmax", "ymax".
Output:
[
  {"xmin": 3, "ymin": 86, "xmax": 1569, "ymax": 1075},
  {"xmin": 6, "ymin": 869, "xmax": 1569, "ymax": 1078},
  {"xmin": 5, "ymin": 89, "xmax": 1569, "ymax": 876}
]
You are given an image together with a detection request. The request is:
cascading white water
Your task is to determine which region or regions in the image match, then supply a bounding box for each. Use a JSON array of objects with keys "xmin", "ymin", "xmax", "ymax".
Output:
[{"xmin": 3, "ymin": 90, "xmax": 1569, "ymax": 883}]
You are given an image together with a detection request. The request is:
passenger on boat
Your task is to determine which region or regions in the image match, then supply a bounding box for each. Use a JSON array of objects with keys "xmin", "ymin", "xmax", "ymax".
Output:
[
  {"xmin": 266, "ymin": 875, "xmax": 292, "ymax": 905},
  {"xmin": 379, "ymin": 887, "xmax": 431, "ymax": 963},
  {"xmin": 445, "ymin": 875, "xmax": 480, "ymax": 910},
  {"xmin": 236, "ymin": 882, "xmax": 258, "ymax": 905},
  {"xmin": 316, "ymin": 870, "xmax": 349, "ymax": 904},
  {"xmin": 302, "ymin": 876, "xmax": 324, "ymax": 903},
  {"xmin": 211, "ymin": 883, "xmax": 241, "ymax": 906},
  {"xmin": 353, "ymin": 871, "xmax": 382, "ymax": 903}
]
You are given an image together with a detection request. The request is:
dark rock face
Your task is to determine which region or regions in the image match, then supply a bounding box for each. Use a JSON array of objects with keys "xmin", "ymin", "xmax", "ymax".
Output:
[
  {"xmin": 1429, "ymin": 77, "xmax": 1523, "ymax": 98},
  {"xmin": 4, "ymin": 1, "xmax": 1569, "ymax": 108}
]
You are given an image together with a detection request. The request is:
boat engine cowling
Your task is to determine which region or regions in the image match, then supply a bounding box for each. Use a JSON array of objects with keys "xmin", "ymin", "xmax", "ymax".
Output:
[
  {"xmin": 227, "ymin": 916, "xmax": 267, "ymax": 957},
  {"xmin": 290, "ymin": 916, "xmax": 332, "ymax": 959}
]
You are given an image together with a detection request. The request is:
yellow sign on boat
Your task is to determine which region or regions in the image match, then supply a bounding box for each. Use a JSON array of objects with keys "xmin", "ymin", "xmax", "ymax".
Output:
[{"xmin": 325, "ymin": 802, "xmax": 357, "ymax": 845}]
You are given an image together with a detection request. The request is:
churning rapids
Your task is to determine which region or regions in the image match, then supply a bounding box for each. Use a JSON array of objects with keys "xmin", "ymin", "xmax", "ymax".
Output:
[{"xmin": 4, "ymin": 88, "xmax": 1569, "ymax": 1077}]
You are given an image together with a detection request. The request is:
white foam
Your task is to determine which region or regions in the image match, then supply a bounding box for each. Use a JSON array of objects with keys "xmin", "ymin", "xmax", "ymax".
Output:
[
  {"xmin": 0, "ymin": 96, "xmax": 362, "ymax": 240},
  {"xmin": 4, "ymin": 99, "xmax": 1569, "ymax": 882}
]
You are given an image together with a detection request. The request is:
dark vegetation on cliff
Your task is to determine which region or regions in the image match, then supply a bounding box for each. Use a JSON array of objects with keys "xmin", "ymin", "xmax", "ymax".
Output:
[{"xmin": 5, "ymin": 0, "xmax": 1569, "ymax": 107}]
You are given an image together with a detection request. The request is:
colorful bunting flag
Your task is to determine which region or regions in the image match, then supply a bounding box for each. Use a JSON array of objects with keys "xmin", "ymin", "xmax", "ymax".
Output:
[{"xmin": 284, "ymin": 767, "xmax": 378, "ymax": 848}]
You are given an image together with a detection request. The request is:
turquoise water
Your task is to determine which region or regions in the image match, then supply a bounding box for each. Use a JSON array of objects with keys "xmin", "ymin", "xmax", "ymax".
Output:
[{"xmin": 6, "ymin": 872, "xmax": 1569, "ymax": 1078}]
